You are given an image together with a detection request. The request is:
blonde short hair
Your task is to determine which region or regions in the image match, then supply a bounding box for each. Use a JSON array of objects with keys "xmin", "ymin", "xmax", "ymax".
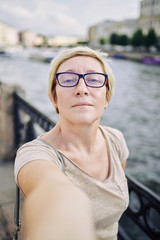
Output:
[{"xmin": 48, "ymin": 46, "xmax": 115, "ymax": 112}]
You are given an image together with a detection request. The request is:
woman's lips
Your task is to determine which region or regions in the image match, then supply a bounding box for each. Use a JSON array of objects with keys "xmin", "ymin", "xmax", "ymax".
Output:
[{"xmin": 72, "ymin": 102, "xmax": 93, "ymax": 107}]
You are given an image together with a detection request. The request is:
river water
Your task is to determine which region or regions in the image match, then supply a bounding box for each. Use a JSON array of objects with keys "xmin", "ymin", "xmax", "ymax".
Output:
[{"xmin": 0, "ymin": 48, "xmax": 160, "ymax": 195}]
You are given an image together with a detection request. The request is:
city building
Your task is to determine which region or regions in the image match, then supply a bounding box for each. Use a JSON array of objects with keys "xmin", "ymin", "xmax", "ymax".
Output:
[
  {"xmin": 47, "ymin": 35, "xmax": 84, "ymax": 47},
  {"xmin": 88, "ymin": 20, "xmax": 116, "ymax": 47},
  {"xmin": 0, "ymin": 22, "xmax": 19, "ymax": 47},
  {"xmin": 19, "ymin": 30, "xmax": 37, "ymax": 47},
  {"xmin": 34, "ymin": 35, "xmax": 45, "ymax": 47},
  {"xmin": 88, "ymin": 0, "xmax": 160, "ymax": 47},
  {"xmin": 88, "ymin": 19, "xmax": 138, "ymax": 47},
  {"xmin": 139, "ymin": 0, "xmax": 160, "ymax": 36}
]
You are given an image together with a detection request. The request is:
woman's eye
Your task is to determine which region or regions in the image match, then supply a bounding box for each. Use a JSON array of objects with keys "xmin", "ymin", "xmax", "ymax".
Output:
[
  {"xmin": 88, "ymin": 79, "xmax": 99, "ymax": 83},
  {"xmin": 64, "ymin": 79, "xmax": 72, "ymax": 82},
  {"xmin": 90, "ymin": 79, "xmax": 98, "ymax": 82},
  {"xmin": 63, "ymin": 78, "xmax": 76, "ymax": 83}
]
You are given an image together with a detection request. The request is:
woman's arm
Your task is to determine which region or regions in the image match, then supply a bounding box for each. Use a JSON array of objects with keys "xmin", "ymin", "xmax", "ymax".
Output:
[{"xmin": 18, "ymin": 160, "xmax": 96, "ymax": 240}]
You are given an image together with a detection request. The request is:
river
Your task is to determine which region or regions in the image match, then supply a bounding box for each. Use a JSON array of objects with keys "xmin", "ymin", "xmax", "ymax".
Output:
[{"xmin": 0, "ymin": 47, "xmax": 160, "ymax": 195}]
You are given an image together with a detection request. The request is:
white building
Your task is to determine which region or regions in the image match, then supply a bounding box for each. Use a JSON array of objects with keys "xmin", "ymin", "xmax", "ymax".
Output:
[
  {"xmin": 89, "ymin": 20, "xmax": 116, "ymax": 46},
  {"xmin": 20, "ymin": 30, "xmax": 37, "ymax": 47},
  {"xmin": 0, "ymin": 22, "xmax": 19, "ymax": 47},
  {"xmin": 47, "ymin": 35, "xmax": 83, "ymax": 47},
  {"xmin": 139, "ymin": 0, "xmax": 160, "ymax": 36},
  {"xmin": 88, "ymin": 19, "xmax": 138, "ymax": 46}
]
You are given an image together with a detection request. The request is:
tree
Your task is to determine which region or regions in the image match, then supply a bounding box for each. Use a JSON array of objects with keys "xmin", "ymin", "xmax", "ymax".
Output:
[
  {"xmin": 99, "ymin": 38, "xmax": 107, "ymax": 45},
  {"xmin": 77, "ymin": 41, "xmax": 89, "ymax": 45},
  {"xmin": 131, "ymin": 29, "xmax": 145, "ymax": 47},
  {"xmin": 145, "ymin": 28, "xmax": 157, "ymax": 49},
  {"xmin": 110, "ymin": 33, "xmax": 119, "ymax": 45},
  {"xmin": 118, "ymin": 34, "xmax": 129, "ymax": 46}
]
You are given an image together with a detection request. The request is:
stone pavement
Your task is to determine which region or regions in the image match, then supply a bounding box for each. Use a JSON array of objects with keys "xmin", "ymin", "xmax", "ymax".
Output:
[{"xmin": 0, "ymin": 160, "xmax": 24, "ymax": 240}]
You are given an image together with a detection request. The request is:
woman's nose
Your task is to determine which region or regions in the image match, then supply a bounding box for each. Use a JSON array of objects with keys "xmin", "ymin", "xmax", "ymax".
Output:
[{"xmin": 74, "ymin": 77, "xmax": 89, "ymax": 95}]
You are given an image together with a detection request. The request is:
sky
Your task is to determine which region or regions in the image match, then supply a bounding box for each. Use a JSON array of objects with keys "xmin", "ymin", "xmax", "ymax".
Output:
[{"xmin": 0, "ymin": 0, "xmax": 140, "ymax": 37}]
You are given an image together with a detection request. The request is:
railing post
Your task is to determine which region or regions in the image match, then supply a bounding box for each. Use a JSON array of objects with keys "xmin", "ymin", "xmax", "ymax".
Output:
[{"xmin": 25, "ymin": 120, "xmax": 36, "ymax": 142}]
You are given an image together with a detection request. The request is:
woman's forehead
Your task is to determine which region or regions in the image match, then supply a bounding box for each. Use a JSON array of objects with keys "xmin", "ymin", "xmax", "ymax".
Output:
[{"xmin": 57, "ymin": 55, "xmax": 104, "ymax": 73}]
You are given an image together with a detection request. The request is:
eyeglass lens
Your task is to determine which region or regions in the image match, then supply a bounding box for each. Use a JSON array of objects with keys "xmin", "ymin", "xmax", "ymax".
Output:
[{"xmin": 57, "ymin": 73, "xmax": 107, "ymax": 88}]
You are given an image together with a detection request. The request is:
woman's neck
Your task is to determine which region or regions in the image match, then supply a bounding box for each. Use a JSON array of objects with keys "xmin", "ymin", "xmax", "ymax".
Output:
[{"xmin": 50, "ymin": 119, "xmax": 101, "ymax": 153}]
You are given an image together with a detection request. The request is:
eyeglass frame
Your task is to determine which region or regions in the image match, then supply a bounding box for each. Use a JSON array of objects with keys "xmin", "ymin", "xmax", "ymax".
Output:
[{"xmin": 55, "ymin": 72, "xmax": 109, "ymax": 89}]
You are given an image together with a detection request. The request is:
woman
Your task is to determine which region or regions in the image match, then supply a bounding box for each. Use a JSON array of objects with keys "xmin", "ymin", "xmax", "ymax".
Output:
[{"xmin": 14, "ymin": 46, "xmax": 129, "ymax": 240}]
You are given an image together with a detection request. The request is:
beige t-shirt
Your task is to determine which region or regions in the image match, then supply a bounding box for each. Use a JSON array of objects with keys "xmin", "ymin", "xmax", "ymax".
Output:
[{"xmin": 14, "ymin": 126, "xmax": 129, "ymax": 240}]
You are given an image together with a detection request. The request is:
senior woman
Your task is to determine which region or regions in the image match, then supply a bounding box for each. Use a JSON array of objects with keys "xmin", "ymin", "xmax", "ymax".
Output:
[{"xmin": 14, "ymin": 46, "xmax": 129, "ymax": 240}]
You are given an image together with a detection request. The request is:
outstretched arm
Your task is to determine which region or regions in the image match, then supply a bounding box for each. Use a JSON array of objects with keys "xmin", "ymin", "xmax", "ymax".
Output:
[{"xmin": 18, "ymin": 160, "xmax": 96, "ymax": 240}]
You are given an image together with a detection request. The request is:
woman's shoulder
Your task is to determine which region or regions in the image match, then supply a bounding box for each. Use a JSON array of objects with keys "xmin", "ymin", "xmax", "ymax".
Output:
[
  {"xmin": 14, "ymin": 137, "xmax": 63, "ymax": 184},
  {"xmin": 17, "ymin": 138, "xmax": 43, "ymax": 148},
  {"xmin": 17, "ymin": 137, "xmax": 56, "ymax": 154},
  {"xmin": 100, "ymin": 125, "xmax": 129, "ymax": 163},
  {"xmin": 99, "ymin": 125, "xmax": 123, "ymax": 140}
]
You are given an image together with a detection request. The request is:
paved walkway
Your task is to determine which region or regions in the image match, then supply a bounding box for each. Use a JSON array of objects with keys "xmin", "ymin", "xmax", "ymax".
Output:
[{"xmin": 0, "ymin": 160, "xmax": 24, "ymax": 240}]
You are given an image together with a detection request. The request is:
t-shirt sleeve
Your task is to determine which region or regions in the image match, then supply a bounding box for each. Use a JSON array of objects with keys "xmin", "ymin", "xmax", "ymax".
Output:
[
  {"xmin": 116, "ymin": 130, "xmax": 129, "ymax": 164},
  {"xmin": 14, "ymin": 139, "xmax": 63, "ymax": 185}
]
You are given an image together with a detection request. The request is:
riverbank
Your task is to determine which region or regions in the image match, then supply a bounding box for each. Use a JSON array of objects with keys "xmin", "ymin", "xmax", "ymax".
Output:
[
  {"xmin": 1, "ymin": 46, "xmax": 160, "ymax": 66},
  {"xmin": 108, "ymin": 50, "xmax": 160, "ymax": 64}
]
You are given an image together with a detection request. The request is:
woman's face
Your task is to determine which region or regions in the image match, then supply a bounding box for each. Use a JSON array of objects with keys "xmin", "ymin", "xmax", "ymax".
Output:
[{"xmin": 54, "ymin": 56, "xmax": 108, "ymax": 126}]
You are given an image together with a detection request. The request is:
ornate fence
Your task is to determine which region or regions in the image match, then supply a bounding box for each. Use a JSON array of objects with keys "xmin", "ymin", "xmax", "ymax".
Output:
[{"xmin": 13, "ymin": 92, "xmax": 160, "ymax": 240}]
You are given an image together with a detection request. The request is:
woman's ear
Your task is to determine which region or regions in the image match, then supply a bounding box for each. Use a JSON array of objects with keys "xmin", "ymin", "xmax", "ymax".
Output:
[
  {"xmin": 104, "ymin": 102, "xmax": 108, "ymax": 109},
  {"xmin": 53, "ymin": 93, "xmax": 57, "ymax": 106},
  {"xmin": 104, "ymin": 94, "xmax": 109, "ymax": 109},
  {"xmin": 52, "ymin": 89, "xmax": 59, "ymax": 114}
]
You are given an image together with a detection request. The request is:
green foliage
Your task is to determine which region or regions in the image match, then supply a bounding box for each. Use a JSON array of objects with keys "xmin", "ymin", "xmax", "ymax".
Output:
[
  {"xmin": 77, "ymin": 41, "xmax": 89, "ymax": 45},
  {"xmin": 131, "ymin": 29, "xmax": 145, "ymax": 47},
  {"xmin": 109, "ymin": 33, "xmax": 129, "ymax": 46},
  {"xmin": 118, "ymin": 34, "xmax": 129, "ymax": 46},
  {"xmin": 110, "ymin": 33, "xmax": 119, "ymax": 45},
  {"xmin": 144, "ymin": 28, "xmax": 157, "ymax": 48},
  {"xmin": 99, "ymin": 38, "xmax": 107, "ymax": 45},
  {"xmin": 108, "ymin": 28, "xmax": 158, "ymax": 50}
]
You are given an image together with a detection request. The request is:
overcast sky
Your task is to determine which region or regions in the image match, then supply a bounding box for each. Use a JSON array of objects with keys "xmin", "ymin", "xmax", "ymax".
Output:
[{"xmin": 0, "ymin": 0, "xmax": 140, "ymax": 37}]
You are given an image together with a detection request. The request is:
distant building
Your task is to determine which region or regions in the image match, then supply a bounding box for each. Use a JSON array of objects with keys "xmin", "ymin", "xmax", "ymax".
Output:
[
  {"xmin": 19, "ymin": 30, "xmax": 37, "ymax": 47},
  {"xmin": 89, "ymin": 0, "xmax": 160, "ymax": 47},
  {"xmin": 88, "ymin": 19, "xmax": 138, "ymax": 47},
  {"xmin": 139, "ymin": 0, "xmax": 160, "ymax": 36},
  {"xmin": 0, "ymin": 22, "xmax": 19, "ymax": 47},
  {"xmin": 88, "ymin": 20, "xmax": 116, "ymax": 47},
  {"xmin": 47, "ymin": 35, "xmax": 84, "ymax": 47},
  {"xmin": 88, "ymin": 25, "xmax": 97, "ymax": 46},
  {"xmin": 34, "ymin": 35, "xmax": 45, "ymax": 47},
  {"xmin": 103, "ymin": 19, "xmax": 138, "ymax": 38}
]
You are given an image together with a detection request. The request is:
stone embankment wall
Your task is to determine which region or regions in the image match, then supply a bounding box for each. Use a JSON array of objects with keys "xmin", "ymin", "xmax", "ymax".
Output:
[
  {"xmin": 0, "ymin": 82, "xmax": 24, "ymax": 161},
  {"xmin": 0, "ymin": 82, "xmax": 24, "ymax": 239},
  {"xmin": 0, "ymin": 82, "xmax": 16, "ymax": 161}
]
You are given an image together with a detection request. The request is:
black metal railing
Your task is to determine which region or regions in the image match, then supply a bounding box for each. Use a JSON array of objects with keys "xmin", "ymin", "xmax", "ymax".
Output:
[
  {"xmin": 13, "ymin": 92, "xmax": 56, "ymax": 240},
  {"xmin": 118, "ymin": 175, "xmax": 160, "ymax": 240},
  {"xmin": 13, "ymin": 92, "xmax": 160, "ymax": 240}
]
